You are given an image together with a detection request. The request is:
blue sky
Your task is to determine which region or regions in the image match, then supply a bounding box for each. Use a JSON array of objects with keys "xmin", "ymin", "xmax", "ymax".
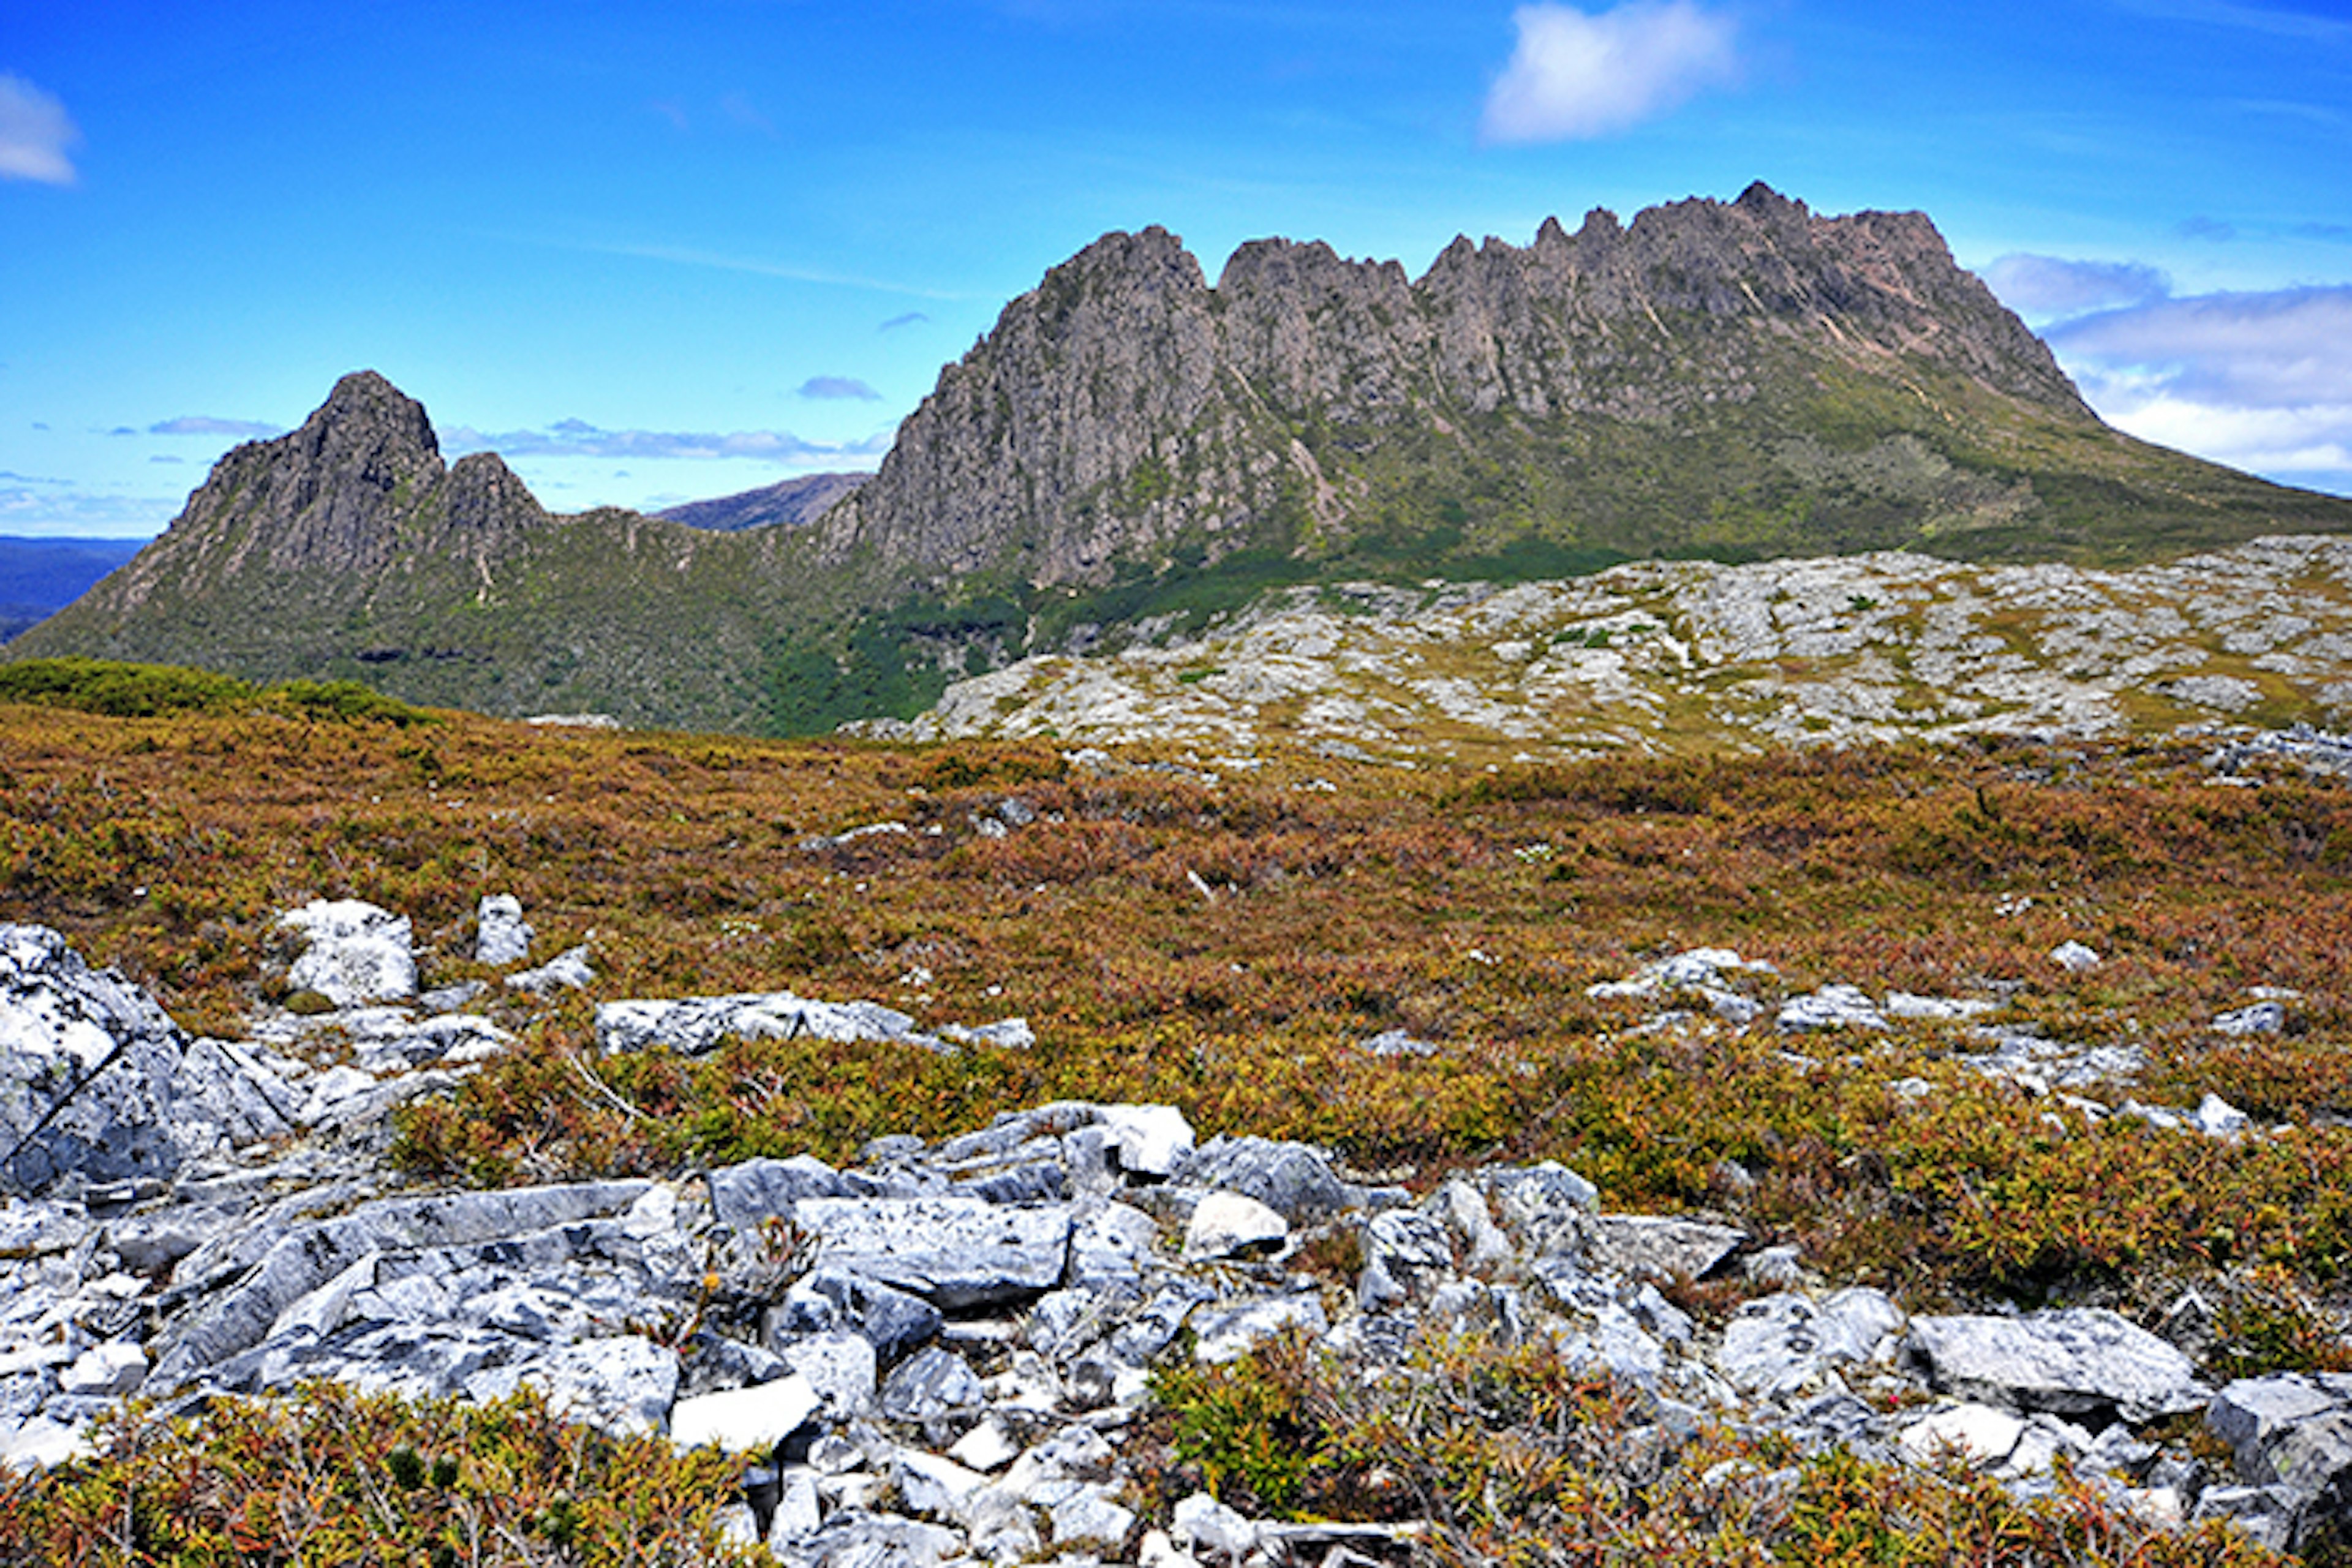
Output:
[{"xmin": 4, "ymin": 0, "xmax": 2348, "ymax": 537}]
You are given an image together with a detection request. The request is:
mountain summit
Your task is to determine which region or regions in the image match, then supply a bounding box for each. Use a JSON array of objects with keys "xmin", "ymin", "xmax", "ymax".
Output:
[
  {"xmin": 812, "ymin": 183, "xmax": 2312, "ymax": 606},
  {"xmin": 18, "ymin": 188, "xmax": 2352, "ymax": 734}
]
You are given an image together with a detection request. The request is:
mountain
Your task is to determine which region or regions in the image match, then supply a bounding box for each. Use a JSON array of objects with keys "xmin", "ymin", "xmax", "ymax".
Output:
[
  {"xmin": 0, "ymin": 536, "xmax": 147, "ymax": 643},
  {"xmin": 815, "ymin": 183, "xmax": 2348, "ymax": 613},
  {"xmin": 17, "ymin": 186, "xmax": 2352, "ymax": 736},
  {"xmin": 657, "ymin": 472, "xmax": 870, "ymax": 532},
  {"xmin": 10, "ymin": 372, "xmax": 812, "ymax": 731}
]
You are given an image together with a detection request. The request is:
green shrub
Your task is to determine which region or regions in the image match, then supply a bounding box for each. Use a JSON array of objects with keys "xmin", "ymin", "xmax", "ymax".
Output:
[
  {"xmin": 0, "ymin": 657, "xmax": 253, "ymax": 717},
  {"xmin": 265, "ymin": 679, "xmax": 437, "ymax": 726}
]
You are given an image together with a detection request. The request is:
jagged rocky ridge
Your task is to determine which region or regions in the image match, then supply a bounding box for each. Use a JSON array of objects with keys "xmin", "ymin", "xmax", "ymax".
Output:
[
  {"xmin": 10, "ymin": 372, "xmax": 815, "ymax": 731},
  {"xmin": 813, "ymin": 183, "xmax": 2347, "ymax": 600},
  {"xmin": 6, "ymin": 905, "xmax": 2352, "ymax": 1559},
  {"xmin": 17, "ymin": 187, "xmax": 2352, "ymax": 736}
]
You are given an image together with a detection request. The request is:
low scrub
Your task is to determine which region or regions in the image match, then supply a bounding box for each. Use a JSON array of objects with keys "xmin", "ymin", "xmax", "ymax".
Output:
[
  {"xmin": 1146, "ymin": 1330, "xmax": 2283, "ymax": 1566},
  {"xmin": 0, "ymin": 1383, "xmax": 756, "ymax": 1567}
]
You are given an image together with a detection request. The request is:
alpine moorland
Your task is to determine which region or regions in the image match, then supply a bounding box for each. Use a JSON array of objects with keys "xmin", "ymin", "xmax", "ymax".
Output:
[{"xmin": 1, "ymin": 676, "xmax": 2351, "ymax": 1561}]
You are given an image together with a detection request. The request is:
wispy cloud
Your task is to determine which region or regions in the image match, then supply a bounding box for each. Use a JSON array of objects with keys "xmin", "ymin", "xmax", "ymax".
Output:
[
  {"xmin": 797, "ymin": 376, "xmax": 881, "ymax": 401},
  {"xmin": 880, "ymin": 312, "xmax": 931, "ymax": 332},
  {"xmin": 2117, "ymin": 0, "xmax": 2352, "ymax": 44},
  {"xmin": 2178, "ymin": 216, "xmax": 2237, "ymax": 242},
  {"xmin": 149, "ymin": 415, "xmax": 284, "ymax": 438},
  {"xmin": 0, "ymin": 75, "xmax": 80, "ymax": 186},
  {"xmin": 2045, "ymin": 285, "xmax": 2352, "ymax": 490},
  {"xmin": 718, "ymin": 92, "xmax": 777, "ymax": 137},
  {"xmin": 442, "ymin": 417, "xmax": 892, "ymax": 464},
  {"xmin": 568, "ymin": 239, "xmax": 970, "ymax": 301},
  {"xmin": 1981, "ymin": 255, "xmax": 2171, "ymax": 320},
  {"xmin": 1480, "ymin": 1, "xmax": 1740, "ymax": 145}
]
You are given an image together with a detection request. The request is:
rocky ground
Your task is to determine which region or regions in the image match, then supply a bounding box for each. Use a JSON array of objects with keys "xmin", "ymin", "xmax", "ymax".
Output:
[
  {"xmin": 861, "ymin": 535, "xmax": 2352, "ymax": 764},
  {"xmin": 5, "ymin": 888, "xmax": 2352, "ymax": 1562}
]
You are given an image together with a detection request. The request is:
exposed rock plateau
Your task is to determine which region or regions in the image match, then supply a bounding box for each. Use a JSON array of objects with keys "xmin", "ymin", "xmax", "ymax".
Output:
[{"xmin": 871, "ymin": 533, "xmax": 2352, "ymax": 760}]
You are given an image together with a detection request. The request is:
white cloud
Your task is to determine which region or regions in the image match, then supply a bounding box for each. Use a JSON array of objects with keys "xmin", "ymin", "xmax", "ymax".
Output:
[
  {"xmin": 1980, "ymin": 254, "xmax": 2171, "ymax": 320},
  {"xmin": 2045, "ymin": 285, "xmax": 2352, "ymax": 492},
  {"xmin": 0, "ymin": 75, "xmax": 80, "ymax": 186},
  {"xmin": 442, "ymin": 419, "xmax": 891, "ymax": 464},
  {"xmin": 1480, "ymin": 1, "xmax": 1740, "ymax": 144},
  {"xmin": 797, "ymin": 376, "xmax": 881, "ymax": 401},
  {"xmin": 2049, "ymin": 287, "xmax": 2352, "ymax": 407}
]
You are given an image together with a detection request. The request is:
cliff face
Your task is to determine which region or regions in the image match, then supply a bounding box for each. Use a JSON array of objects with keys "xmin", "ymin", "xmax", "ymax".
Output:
[{"xmin": 816, "ymin": 184, "xmax": 2132, "ymax": 595}]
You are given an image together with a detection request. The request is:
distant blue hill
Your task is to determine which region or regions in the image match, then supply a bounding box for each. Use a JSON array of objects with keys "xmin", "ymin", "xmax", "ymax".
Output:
[{"xmin": 0, "ymin": 535, "xmax": 148, "ymax": 643}]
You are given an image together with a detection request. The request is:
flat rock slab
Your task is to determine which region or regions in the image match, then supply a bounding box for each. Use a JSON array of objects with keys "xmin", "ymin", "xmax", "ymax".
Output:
[
  {"xmin": 671, "ymin": 1373, "xmax": 822, "ymax": 1453},
  {"xmin": 597, "ymin": 993, "xmax": 934, "ymax": 1055},
  {"xmin": 1585, "ymin": 1215, "xmax": 1744, "ymax": 1281},
  {"xmin": 1904, "ymin": 1308, "xmax": 2209, "ymax": 1423},
  {"xmin": 149, "ymin": 1180, "xmax": 652, "ymax": 1390},
  {"xmin": 794, "ymin": 1197, "xmax": 1073, "ymax": 1310}
]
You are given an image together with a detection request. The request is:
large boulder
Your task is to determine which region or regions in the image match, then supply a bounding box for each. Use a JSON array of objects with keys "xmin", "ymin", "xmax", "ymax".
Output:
[
  {"xmin": 1902, "ymin": 1308, "xmax": 2208, "ymax": 1423},
  {"xmin": 793, "ymin": 1197, "xmax": 1073, "ymax": 1310},
  {"xmin": 2207, "ymin": 1374, "xmax": 2352, "ymax": 1547},
  {"xmin": 279, "ymin": 900, "xmax": 417, "ymax": 1007},
  {"xmin": 0, "ymin": 924, "xmax": 293, "ymax": 1193},
  {"xmin": 1, "ymin": 924, "xmax": 187, "ymax": 1191}
]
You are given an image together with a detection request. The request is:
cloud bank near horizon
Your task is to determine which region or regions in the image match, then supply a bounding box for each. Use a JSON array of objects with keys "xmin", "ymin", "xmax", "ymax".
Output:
[
  {"xmin": 1481, "ymin": 1, "xmax": 1741, "ymax": 144},
  {"xmin": 1987, "ymin": 257, "xmax": 2352, "ymax": 491}
]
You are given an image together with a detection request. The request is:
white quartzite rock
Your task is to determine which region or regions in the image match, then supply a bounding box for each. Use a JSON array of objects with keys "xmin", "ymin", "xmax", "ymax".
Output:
[
  {"xmin": 596, "ymin": 991, "xmax": 949, "ymax": 1054},
  {"xmin": 1, "ymin": 924, "xmax": 298, "ymax": 1193},
  {"xmin": 1779, "ymin": 984, "xmax": 1890, "ymax": 1033},
  {"xmin": 2214, "ymin": 1001, "xmax": 2287, "ymax": 1037},
  {"xmin": 1585, "ymin": 1214, "xmax": 1745, "ymax": 1281},
  {"xmin": 1101, "ymin": 1102, "xmax": 1194, "ymax": 1176},
  {"xmin": 2050, "ymin": 941, "xmax": 2102, "ymax": 973},
  {"xmin": 505, "ymin": 945, "xmax": 593, "ymax": 995},
  {"xmin": 475, "ymin": 894, "xmax": 534, "ymax": 966},
  {"xmin": 1717, "ymin": 1288, "xmax": 1904, "ymax": 1398},
  {"xmin": 1183, "ymin": 1192, "xmax": 1288, "ymax": 1261},
  {"xmin": 280, "ymin": 900, "xmax": 416, "ymax": 1006},
  {"xmin": 671, "ymin": 1373, "xmax": 823, "ymax": 1452}
]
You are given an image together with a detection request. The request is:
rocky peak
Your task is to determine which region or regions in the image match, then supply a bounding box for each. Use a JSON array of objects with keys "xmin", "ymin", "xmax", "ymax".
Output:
[
  {"xmin": 438, "ymin": 451, "xmax": 546, "ymax": 548},
  {"xmin": 166, "ymin": 369, "xmax": 449, "ymax": 580},
  {"xmin": 819, "ymin": 186, "xmax": 2105, "ymax": 598}
]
